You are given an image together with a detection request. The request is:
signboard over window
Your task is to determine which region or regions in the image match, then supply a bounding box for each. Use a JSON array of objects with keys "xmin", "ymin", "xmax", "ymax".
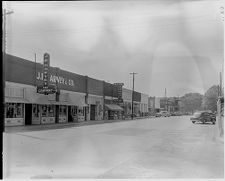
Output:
[{"xmin": 37, "ymin": 84, "xmax": 58, "ymax": 95}]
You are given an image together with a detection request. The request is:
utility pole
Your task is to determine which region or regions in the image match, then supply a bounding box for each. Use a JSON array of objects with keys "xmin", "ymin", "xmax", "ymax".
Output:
[
  {"xmin": 34, "ymin": 53, "xmax": 37, "ymax": 86},
  {"xmin": 130, "ymin": 72, "xmax": 138, "ymax": 120},
  {"xmin": 2, "ymin": 9, "xmax": 14, "ymax": 132},
  {"xmin": 165, "ymin": 88, "xmax": 167, "ymax": 111},
  {"xmin": 219, "ymin": 72, "xmax": 222, "ymax": 97}
]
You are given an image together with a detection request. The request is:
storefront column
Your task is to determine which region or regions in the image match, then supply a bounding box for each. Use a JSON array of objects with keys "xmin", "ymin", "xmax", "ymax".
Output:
[
  {"xmin": 103, "ymin": 81, "xmax": 105, "ymax": 120},
  {"xmin": 55, "ymin": 92, "xmax": 59, "ymax": 123}
]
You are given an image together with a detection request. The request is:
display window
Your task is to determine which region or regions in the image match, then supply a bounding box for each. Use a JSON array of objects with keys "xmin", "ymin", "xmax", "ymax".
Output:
[
  {"xmin": 48, "ymin": 105, "xmax": 55, "ymax": 117},
  {"xmin": 59, "ymin": 105, "xmax": 67, "ymax": 116},
  {"xmin": 41, "ymin": 105, "xmax": 48, "ymax": 117},
  {"xmin": 32, "ymin": 104, "xmax": 39, "ymax": 118},
  {"xmin": 5, "ymin": 103, "xmax": 24, "ymax": 118},
  {"xmin": 78, "ymin": 108, "xmax": 83, "ymax": 115},
  {"xmin": 41, "ymin": 105, "xmax": 55, "ymax": 117},
  {"xmin": 71, "ymin": 106, "xmax": 78, "ymax": 116},
  {"xmin": 98, "ymin": 105, "xmax": 102, "ymax": 115}
]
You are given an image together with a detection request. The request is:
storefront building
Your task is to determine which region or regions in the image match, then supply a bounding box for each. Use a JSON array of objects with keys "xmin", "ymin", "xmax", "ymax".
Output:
[
  {"xmin": 5, "ymin": 54, "xmax": 90, "ymax": 126},
  {"xmin": 103, "ymin": 82, "xmax": 123, "ymax": 120},
  {"xmin": 122, "ymin": 88, "xmax": 132, "ymax": 118},
  {"xmin": 140, "ymin": 93, "xmax": 148, "ymax": 116},
  {"xmin": 86, "ymin": 77, "xmax": 104, "ymax": 121},
  {"xmin": 4, "ymin": 54, "xmax": 149, "ymax": 126}
]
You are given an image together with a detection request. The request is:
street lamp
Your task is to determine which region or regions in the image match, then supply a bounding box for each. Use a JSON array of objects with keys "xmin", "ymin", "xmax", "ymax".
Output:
[
  {"xmin": 130, "ymin": 72, "xmax": 138, "ymax": 120},
  {"xmin": 2, "ymin": 9, "xmax": 14, "ymax": 132}
]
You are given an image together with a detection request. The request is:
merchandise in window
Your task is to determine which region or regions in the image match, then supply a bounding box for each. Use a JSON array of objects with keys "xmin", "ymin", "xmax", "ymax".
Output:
[
  {"xmin": 48, "ymin": 105, "xmax": 54, "ymax": 117},
  {"xmin": 71, "ymin": 106, "xmax": 77, "ymax": 116},
  {"xmin": 5, "ymin": 103, "xmax": 23, "ymax": 118},
  {"xmin": 59, "ymin": 105, "xmax": 67, "ymax": 116},
  {"xmin": 32, "ymin": 104, "xmax": 39, "ymax": 117},
  {"xmin": 41, "ymin": 105, "xmax": 47, "ymax": 117}
]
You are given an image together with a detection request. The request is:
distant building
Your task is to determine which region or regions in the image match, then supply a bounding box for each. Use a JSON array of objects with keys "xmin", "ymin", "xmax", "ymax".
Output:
[
  {"xmin": 149, "ymin": 96, "xmax": 180, "ymax": 114},
  {"xmin": 148, "ymin": 97, "xmax": 162, "ymax": 114}
]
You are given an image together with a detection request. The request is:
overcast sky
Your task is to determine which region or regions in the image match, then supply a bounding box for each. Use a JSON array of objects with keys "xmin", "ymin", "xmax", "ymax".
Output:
[{"xmin": 4, "ymin": 0, "xmax": 224, "ymax": 97}]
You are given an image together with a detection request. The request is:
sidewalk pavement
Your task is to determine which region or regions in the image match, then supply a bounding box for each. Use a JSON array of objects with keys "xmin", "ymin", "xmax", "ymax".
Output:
[
  {"xmin": 213, "ymin": 116, "xmax": 224, "ymax": 144},
  {"xmin": 4, "ymin": 116, "xmax": 154, "ymax": 133}
]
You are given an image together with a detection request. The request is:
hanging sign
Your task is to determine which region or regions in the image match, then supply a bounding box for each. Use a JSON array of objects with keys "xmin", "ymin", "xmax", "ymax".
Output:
[
  {"xmin": 114, "ymin": 83, "xmax": 124, "ymax": 103},
  {"xmin": 37, "ymin": 53, "xmax": 57, "ymax": 95},
  {"xmin": 43, "ymin": 53, "xmax": 50, "ymax": 89}
]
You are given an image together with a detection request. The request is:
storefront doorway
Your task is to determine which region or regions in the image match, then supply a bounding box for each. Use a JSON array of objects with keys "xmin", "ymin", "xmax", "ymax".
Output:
[
  {"xmin": 90, "ymin": 105, "xmax": 96, "ymax": 120},
  {"xmin": 25, "ymin": 104, "xmax": 32, "ymax": 125},
  {"xmin": 68, "ymin": 106, "xmax": 73, "ymax": 122}
]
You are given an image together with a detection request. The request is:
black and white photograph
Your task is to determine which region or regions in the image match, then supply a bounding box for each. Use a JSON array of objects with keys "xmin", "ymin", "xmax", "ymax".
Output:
[{"xmin": 2, "ymin": 0, "xmax": 224, "ymax": 179}]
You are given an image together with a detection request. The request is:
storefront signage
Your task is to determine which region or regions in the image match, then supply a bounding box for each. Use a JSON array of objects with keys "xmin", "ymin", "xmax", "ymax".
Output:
[
  {"xmin": 43, "ymin": 53, "xmax": 50, "ymax": 88},
  {"xmin": 37, "ymin": 53, "xmax": 58, "ymax": 95},
  {"xmin": 37, "ymin": 72, "xmax": 74, "ymax": 87},
  {"xmin": 114, "ymin": 83, "xmax": 124, "ymax": 103},
  {"xmin": 37, "ymin": 85, "xmax": 58, "ymax": 95}
]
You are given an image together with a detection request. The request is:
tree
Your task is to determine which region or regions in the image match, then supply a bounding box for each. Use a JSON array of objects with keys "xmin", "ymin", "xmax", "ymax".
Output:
[
  {"xmin": 202, "ymin": 85, "xmax": 219, "ymax": 112},
  {"xmin": 180, "ymin": 93, "xmax": 203, "ymax": 114}
]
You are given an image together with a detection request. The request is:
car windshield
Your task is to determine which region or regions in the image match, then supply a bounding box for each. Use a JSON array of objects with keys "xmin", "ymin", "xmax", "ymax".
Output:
[{"xmin": 193, "ymin": 112, "xmax": 201, "ymax": 117}]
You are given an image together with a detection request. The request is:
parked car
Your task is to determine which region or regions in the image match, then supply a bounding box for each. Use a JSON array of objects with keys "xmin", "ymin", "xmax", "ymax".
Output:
[
  {"xmin": 173, "ymin": 112, "xmax": 182, "ymax": 116},
  {"xmin": 156, "ymin": 111, "xmax": 170, "ymax": 117},
  {"xmin": 155, "ymin": 112, "xmax": 161, "ymax": 117},
  {"xmin": 190, "ymin": 111, "xmax": 216, "ymax": 124}
]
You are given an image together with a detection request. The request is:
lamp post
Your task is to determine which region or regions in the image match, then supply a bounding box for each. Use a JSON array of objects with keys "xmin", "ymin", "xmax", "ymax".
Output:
[
  {"xmin": 2, "ymin": 9, "xmax": 14, "ymax": 132},
  {"xmin": 130, "ymin": 72, "xmax": 138, "ymax": 120}
]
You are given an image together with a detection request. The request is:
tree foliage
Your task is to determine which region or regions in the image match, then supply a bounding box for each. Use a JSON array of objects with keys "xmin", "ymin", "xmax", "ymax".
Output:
[
  {"xmin": 180, "ymin": 93, "xmax": 203, "ymax": 113},
  {"xmin": 202, "ymin": 85, "xmax": 219, "ymax": 112}
]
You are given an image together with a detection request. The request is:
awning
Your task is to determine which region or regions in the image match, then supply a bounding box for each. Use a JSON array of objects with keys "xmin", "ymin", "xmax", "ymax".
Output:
[
  {"xmin": 105, "ymin": 104, "xmax": 123, "ymax": 111},
  {"xmin": 48, "ymin": 100, "xmax": 74, "ymax": 106},
  {"xmin": 35, "ymin": 96, "xmax": 51, "ymax": 105},
  {"xmin": 5, "ymin": 97, "xmax": 30, "ymax": 103},
  {"xmin": 68, "ymin": 95, "xmax": 88, "ymax": 107}
]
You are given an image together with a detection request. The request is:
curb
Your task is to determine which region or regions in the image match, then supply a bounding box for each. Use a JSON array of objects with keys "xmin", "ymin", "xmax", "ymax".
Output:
[{"xmin": 4, "ymin": 116, "xmax": 154, "ymax": 133}]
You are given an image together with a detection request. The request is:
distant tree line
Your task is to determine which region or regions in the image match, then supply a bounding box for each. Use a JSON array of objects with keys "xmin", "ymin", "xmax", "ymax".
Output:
[{"xmin": 180, "ymin": 85, "xmax": 219, "ymax": 113}]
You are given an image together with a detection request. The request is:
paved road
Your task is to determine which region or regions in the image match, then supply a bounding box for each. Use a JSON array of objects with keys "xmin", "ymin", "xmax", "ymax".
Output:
[{"xmin": 3, "ymin": 116, "xmax": 224, "ymax": 179}]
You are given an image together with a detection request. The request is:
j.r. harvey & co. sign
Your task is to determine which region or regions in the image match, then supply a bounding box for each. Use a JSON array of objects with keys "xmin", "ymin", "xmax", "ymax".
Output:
[{"xmin": 37, "ymin": 72, "xmax": 75, "ymax": 87}]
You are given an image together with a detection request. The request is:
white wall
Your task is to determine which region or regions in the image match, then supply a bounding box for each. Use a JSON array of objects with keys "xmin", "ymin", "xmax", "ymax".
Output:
[{"xmin": 122, "ymin": 88, "xmax": 132, "ymax": 102}]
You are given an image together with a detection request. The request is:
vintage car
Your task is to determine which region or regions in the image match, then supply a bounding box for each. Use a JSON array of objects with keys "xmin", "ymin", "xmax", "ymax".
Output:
[
  {"xmin": 190, "ymin": 111, "xmax": 216, "ymax": 124},
  {"xmin": 155, "ymin": 111, "xmax": 170, "ymax": 117}
]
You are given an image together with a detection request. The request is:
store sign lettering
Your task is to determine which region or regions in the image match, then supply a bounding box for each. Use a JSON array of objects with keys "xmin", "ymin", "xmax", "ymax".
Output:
[{"xmin": 37, "ymin": 72, "xmax": 74, "ymax": 87}]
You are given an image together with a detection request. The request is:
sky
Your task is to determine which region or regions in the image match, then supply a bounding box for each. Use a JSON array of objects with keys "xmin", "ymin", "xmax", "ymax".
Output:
[{"xmin": 3, "ymin": 0, "xmax": 224, "ymax": 97}]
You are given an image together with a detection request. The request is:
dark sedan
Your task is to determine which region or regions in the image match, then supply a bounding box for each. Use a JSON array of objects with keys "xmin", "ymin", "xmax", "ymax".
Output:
[{"xmin": 190, "ymin": 111, "xmax": 216, "ymax": 124}]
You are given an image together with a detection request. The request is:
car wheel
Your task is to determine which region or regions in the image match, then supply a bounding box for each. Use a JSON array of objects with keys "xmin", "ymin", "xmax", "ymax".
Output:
[{"xmin": 192, "ymin": 121, "xmax": 195, "ymax": 124}]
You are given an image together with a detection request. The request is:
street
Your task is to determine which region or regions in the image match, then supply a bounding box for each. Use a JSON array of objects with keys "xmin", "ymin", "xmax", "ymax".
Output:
[{"xmin": 3, "ymin": 116, "xmax": 224, "ymax": 179}]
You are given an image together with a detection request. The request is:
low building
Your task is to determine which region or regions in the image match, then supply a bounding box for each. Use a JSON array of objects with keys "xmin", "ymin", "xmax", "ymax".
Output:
[{"xmin": 4, "ymin": 54, "xmax": 149, "ymax": 126}]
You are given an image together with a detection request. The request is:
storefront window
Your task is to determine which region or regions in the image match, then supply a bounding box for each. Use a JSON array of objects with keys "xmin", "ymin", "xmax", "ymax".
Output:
[
  {"xmin": 59, "ymin": 105, "xmax": 67, "ymax": 116},
  {"xmin": 32, "ymin": 104, "xmax": 39, "ymax": 117},
  {"xmin": 71, "ymin": 106, "xmax": 77, "ymax": 116},
  {"xmin": 78, "ymin": 108, "xmax": 83, "ymax": 114},
  {"xmin": 99, "ymin": 105, "xmax": 102, "ymax": 115},
  {"xmin": 48, "ymin": 105, "xmax": 54, "ymax": 117},
  {"xmin": 5, "ymin": 103, "xmax": 23, "ymax": 118},
  {"xmin": 41, "ymin": 105, "xmax": 48, "ymax": 117}
]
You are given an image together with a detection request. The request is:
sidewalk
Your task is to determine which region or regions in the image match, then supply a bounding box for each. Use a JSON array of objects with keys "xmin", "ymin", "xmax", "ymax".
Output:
[
  {"xmin": 4, "ymin": 116, "xmax": 154, "ymax": 133},
  {"xmin": 213, "ymin": 116, "xmax": 224, "ymax": 144}
]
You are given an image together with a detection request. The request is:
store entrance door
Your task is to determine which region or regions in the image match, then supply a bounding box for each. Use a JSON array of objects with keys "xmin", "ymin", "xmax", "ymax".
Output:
[
  {"xmin": 25, "ymin": 104, "xmax": 32, "ymax": 125},
  {"xmin": 90, "ymin": 105, "xmax": 95, "ymax": 120},
  {"xmin": 68, "ymin": 106, "xmax": 73, "ymax": 122}
]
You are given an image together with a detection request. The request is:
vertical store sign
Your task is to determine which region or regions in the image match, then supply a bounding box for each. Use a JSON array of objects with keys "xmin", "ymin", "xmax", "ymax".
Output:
[
  {"xmin": 114, "ymin": 83, "xmax": 124, "ymax": 103},
  {"xmin": 43, "ymin": 53, "xmax": 50, "ymax": 89}
]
